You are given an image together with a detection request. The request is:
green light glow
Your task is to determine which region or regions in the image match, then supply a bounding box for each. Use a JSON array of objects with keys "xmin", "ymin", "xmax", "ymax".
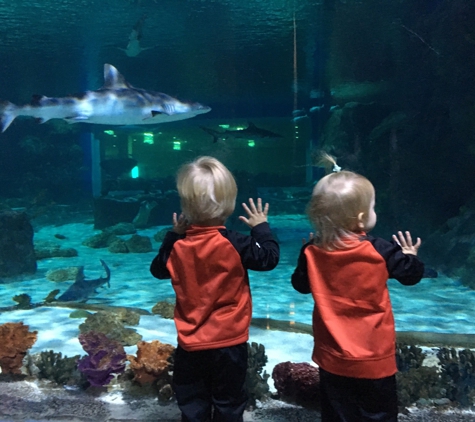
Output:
[
  {"xmin": 173, "ymin": 140, "xmax": 182, "ymax": 151},
  {"xmin": 104, "ymin": 130, "xmax": 116, "ymax": 137},
  {"xmin": 247, "ymin": 140, "xmax": 255, "ymax": 147},
  {"xmin": 218, "ymin": 124, "xmax": 230, "ymax": 129},
  {"xmin": 143, "ymin": 133, "xmax": 154, "ymax": 144},
  {"xmin": 131, "ymin": 166, "xmax": 139, "ymax": 178}
]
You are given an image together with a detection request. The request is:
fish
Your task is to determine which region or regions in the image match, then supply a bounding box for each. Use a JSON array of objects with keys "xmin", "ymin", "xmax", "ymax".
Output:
[
  {"xmin": 57, "ymin": 259, "xmax": 111, "ymax": 302},
  {"xmin": 200, "ymin": 122, "xmax": 283, "ymax": 143},
  {"xmin": 118, "ymin": 14, "xmax": 157, "ymax": 57},
  {"xmin": 0, "ymin": 64, "xmax": 211, "ymax": 133}
]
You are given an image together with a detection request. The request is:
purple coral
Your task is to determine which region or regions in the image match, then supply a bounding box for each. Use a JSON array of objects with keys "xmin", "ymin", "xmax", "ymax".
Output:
[{"xmin": 77, "ymin": 331, "xmax": 126, "ymax": 387}]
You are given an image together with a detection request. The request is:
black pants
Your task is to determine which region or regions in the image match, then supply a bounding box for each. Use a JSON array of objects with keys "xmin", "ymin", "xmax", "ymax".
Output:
[
  {"xmin": 319, "ymin": 367, "xmax": 398, "ymax": 422},
  {"xmin": 173, "ymin": 343, "xmax": 248, "ymax": 422}
]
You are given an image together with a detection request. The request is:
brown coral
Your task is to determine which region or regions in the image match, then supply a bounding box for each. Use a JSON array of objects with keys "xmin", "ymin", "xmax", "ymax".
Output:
[
  {"xmin": 0, "ymin": 322, "xmax": 38, "ymax": 374},
  {"xmin": 127, "ymin": 340, "xmax": 175, "ymax": 385}
]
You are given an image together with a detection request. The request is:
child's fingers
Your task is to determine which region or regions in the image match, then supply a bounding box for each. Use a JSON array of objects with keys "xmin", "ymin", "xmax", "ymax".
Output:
[{"xmin": 263, "ymin": 202, "xmax": 269, "ymax": 215}]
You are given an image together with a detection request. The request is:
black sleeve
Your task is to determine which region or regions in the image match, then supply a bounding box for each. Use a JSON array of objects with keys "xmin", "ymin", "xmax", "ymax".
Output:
[
  {"xmin": 222, "ymin": 222, "xmax": 280, "ymax": 271},
  {"xmin": 150, "ymin": 231, "xmax": 182, "ymax": 279},
  {"xmin": 368, "ymin": 236, "xmax": 425, "ymax": 285},
  {"xmin": 291, "ymin": 243, "xmax": 312, "ymax": 294}
]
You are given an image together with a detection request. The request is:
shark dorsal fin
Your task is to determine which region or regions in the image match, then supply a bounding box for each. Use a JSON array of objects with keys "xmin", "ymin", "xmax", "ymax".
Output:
[{"xmin": 102, "ymin": 64, "xmax": 132, "ymax": 89}]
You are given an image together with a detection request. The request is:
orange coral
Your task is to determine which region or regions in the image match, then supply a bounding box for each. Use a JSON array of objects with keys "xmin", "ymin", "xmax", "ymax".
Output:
[
  {"xmin": 0, "ymin": 322, "xmax": 37, "ymax": 374},
  {"xmin": 127, "ymin": 340, "xmax": 175, "ymax": 385}
]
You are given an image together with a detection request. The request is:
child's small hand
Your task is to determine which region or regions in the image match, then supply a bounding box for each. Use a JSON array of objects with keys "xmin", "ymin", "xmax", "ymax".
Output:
[
  {"xmin": 239, "ymin": 198, "xmax": 269, "ymax": 228},
  {"xmin": 172, "ymin": 212, "xmax": 188, "ymax": 235},
  {"xmin": 392, "ymin": 230, "xmax": 421, "ymax": 255}
]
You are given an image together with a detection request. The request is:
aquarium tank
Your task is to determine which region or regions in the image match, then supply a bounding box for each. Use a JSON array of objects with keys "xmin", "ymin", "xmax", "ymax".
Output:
[{"xmin": 1, "ymin": 0, "xmax": 475, "ymax": 418}]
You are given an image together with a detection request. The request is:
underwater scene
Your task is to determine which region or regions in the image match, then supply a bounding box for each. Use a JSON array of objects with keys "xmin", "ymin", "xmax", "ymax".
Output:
[{"xmin": 2, "ymin": 0, "xmax": 475, "ymax": 420}]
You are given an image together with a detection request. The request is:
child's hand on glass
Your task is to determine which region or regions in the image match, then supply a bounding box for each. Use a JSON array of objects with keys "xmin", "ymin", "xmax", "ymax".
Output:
[
  {"xmin": 172, "ymin": 212, "xmax": 188, "ymax": 235},
  {"xmin": 239, "ymin": 198, "xmax": 269, "ymax": 228},
  {"xmin": 392, "ymin": 230, "xmax": 421, "ymax": 255}
]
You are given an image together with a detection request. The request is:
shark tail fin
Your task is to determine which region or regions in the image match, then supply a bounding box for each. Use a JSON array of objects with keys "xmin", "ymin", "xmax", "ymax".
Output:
[
  {"xmin": 0, "ymin": 101, "xmax": 18, "ymax": 133},
  {"xmin": 99, "ymin": 259, "xmax": 111, "ymax": 287}
]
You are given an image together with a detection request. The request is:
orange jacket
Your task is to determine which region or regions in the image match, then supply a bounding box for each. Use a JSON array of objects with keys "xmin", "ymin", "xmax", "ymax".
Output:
[
  {"xmin": 291, "ymin": 234, "xmax": 424, "ymax": 379},
  {"xmin": 151, "ymin": 223, "xmax": 279, "ymax": 351}
]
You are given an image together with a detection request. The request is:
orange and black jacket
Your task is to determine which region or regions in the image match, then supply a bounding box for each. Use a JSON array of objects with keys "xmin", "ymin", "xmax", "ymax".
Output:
[
  {"xmin": 150, "ymin": 222, "xmax": 279, "ymax": 352},
  {"xmin": 291, "ymin": 234, "xmax": 424, "ymax": 379}
]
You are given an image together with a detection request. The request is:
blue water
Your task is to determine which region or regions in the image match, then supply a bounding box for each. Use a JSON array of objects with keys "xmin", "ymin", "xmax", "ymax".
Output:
[{"xmin": 1, "ymin": 216, "xmax": 474, "ymax": 335}]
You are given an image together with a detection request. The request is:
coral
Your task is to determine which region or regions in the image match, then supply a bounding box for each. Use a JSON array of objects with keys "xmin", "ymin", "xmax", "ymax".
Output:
[
  {"xmin": 396, "ymin": 342, "xmax": 426, "ymax": 372},
  {"xmin": 272, "ymin": 362, "xmax": 320, "ymax": 406},
  {"xmin": 437, "ymin": 347, "xmax": 475, "ymax": 406},
  {"xmin": 79, "ymin": 309, "xmax": 142, "ymax": 346},
  {"xmin": 0, "ymin": 322, "xmax": 37, "ymax": 374},
  {"xmin": 245, "ymin": 342, "xmax": 270, "ymax": 406},
  {"xmin": 36, "ymin": 350, "xmax": 81, "ymax": 385},
  {"xmin": 151, "ymin": 301, "xmax": 175, "ymax": 319},
  {"xmin": 125, "ymin": 234, "xmax": 152, "ymax": 253},
  {"xmin": 154, "ymin": 227, "xmax": 172, "ymax": 243},
  {"xmin": 127, "ymin": 340, "xmax": 175, "ymax": 386},
  {"xmin": 46, "ymin": 267, "xmax": 82, "ymax": 282},
  {"xmin": 396, "ymin": 367, "xmax": 443, "ymax": 409},
  {"xmin": 13, "ymin": 294, "xmax": 32, "ymax": 309},
  {"xmin": 77, "ymin": 331, "xmax": 127, "ymax": 387},
  {"xmin": 82, "ymin": 232, "xmax": 119, "ymax": 249}
]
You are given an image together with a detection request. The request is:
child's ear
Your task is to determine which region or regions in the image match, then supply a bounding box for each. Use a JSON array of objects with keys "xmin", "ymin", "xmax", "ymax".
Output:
[{"xmin": 357, "ymin": 212, "xmax": 365, "ymax": 229}]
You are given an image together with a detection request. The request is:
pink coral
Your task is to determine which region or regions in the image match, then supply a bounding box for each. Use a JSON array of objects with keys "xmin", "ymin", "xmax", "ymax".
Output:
[
  {"xmin": 127, "ymin": 340, "xmax": 175, "ymax": 385},
  {"xmin": 0, "ymin": 322, "xmax": 37, "ymax": 374}
]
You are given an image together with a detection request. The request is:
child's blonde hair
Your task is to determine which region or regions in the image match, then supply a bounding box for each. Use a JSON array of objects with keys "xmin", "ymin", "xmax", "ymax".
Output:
[
  {"xmin": 308, "ymin": 154, "xmax": 375, "ymax": 250},
  {"xmin": 176, "ymin": 156, "xmax": 237, "ymax": 225}
]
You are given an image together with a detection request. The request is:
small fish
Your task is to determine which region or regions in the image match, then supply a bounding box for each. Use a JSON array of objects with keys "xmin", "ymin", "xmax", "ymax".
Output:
[
  {"xmin": 57, "ymin": 260, "xmax": 111, "ymax": 302},
  {"xmin": 200, "ymin": 122, "xmax": 283, "ymax": 143},
  {"xmin": 0, "ymin": 64, "xmax": 211, "ymax": 133}
]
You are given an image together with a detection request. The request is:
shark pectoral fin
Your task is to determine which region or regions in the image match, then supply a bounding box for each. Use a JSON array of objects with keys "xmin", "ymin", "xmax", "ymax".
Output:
[{"xmin": 142, "ymin": 110, "xmax": 170, "ymax": 120}]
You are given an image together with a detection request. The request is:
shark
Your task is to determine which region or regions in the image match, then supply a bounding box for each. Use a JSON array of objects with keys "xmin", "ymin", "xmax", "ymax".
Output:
[
  {"xmin": 200, "ymin": 122, "xmax": 283, "ymax": 143},
  {"xmin": 0, "ymin": 63, "xmax": 211, "ymax": 133},
  {"xmin": 57, "ymin": 259, "xmax": 111, "ymax": 302},
  {"xmin": 118, "ymin": 14, "xmax": 157, "ymax": 57}
]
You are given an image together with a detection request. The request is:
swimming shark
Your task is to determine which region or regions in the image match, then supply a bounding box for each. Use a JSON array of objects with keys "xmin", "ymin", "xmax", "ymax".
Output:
[
  {"xmin": 200, "ymin": 122, "xmax": 283, "ymax": 143},
  {"xmin": 118, "ymin": 14, "xmax": 157, "ymax": 57},
  {"xmin": 57, "ymin": 259, "xmax": 111, "ymax": 302},
  {"xmin": 0, "ymin": 64, "xmax": 211, "ymax": 133}
]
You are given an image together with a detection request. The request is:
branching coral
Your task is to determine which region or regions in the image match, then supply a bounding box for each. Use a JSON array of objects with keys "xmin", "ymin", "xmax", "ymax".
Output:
[
  {"xmin": 77, "ymin": 331, "xmax": 127, "ymax": 387},
  {"xmin": 0, "ymin": 322, "xmax": 37, "ymax": 374},
  {"xmin": 246, "ymin": 342, "xmax": 270, "ymax": 406},
  {"xmin": 36, "ymin": 350, "xmax": 81, "ymax": 385},
  {"xmin": 127, "ymin": 340, "xmax": 175, "ymax": 386}
]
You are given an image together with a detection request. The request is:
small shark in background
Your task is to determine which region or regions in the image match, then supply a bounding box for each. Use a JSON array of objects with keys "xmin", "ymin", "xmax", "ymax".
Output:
[
  {"xmin": 118, "ymin": 14, "xmax": 157, "ymax": 57},
  {"xmin": 57, "ymin": 259, "xmax": 111, "ymax": 302},
  {"xmin": 0, "ymin": 63, "xmax": 211, "ymax": 133},
  {"xmin": 200, "ymin": 122, "xmax": 283, "ymax": 143}
]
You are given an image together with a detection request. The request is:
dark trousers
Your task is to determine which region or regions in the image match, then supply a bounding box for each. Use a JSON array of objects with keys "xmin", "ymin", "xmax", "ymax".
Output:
[
  {"xmin": 173, "ymin": 342, "xmax": 248, "ymax": 422},
  {"xmin": 319, "ymin": 367, "xmax": 398, "ymax": 422}
]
